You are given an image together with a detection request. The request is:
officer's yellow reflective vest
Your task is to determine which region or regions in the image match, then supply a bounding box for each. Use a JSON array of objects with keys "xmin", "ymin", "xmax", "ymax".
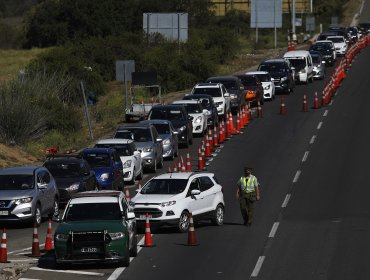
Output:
[{"xmin": 240, "ymin": 176, "xmax": 256, "ymax": 193}]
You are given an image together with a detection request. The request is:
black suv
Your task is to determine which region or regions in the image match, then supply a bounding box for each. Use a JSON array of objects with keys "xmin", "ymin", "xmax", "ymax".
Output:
[
  {"xmin": 148, "ymin": 105, "xmax": 193, "ymax": 147},
  {"xmin": 310, "ymin": 42, "xmax": 335, "ymax": 66},
  {"xmin": 183, "ymin": 94, "xmax": 219, "ymax": 128},
  {"xmin": 44, "ymin": 156, "xmax": 99, "ymax": 204},
  {"xmin": 257, "ymin": 59, "xmax": 295, "ymax": 94},
  {"xmin": 205, "ymin": 76, "xmax": 245, "ymax": 112}
]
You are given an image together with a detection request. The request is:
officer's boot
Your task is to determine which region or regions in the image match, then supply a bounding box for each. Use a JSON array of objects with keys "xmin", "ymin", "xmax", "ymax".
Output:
[{"xmin": 247, "ymin": 210, "xmax": 253, "ymax": 226}]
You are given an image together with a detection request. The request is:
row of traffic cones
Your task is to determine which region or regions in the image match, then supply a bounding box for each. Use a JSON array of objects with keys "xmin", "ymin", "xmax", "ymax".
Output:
[
  {"xmin": 279, "ymin": 91, "xmax": 328, "ymax": 115},
  {"xmin": 0, "ymin": 219, "xmax": 54, "ymax": 263},
  {"xmin": 141, "ymin": 212, "xmax": 198, "ymax": 247}
]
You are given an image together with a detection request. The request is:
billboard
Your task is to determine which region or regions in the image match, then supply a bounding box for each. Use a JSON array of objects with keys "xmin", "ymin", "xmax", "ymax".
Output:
[
  {"xmin": 143, "ymin": 13, "xmax": 188, "ymax": 42},
  {"xmin": 251, "ymin": 0, "xmax": 282, "ymax": 28}
]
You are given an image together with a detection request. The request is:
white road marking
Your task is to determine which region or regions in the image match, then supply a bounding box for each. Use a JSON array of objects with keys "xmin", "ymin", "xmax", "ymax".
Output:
[
  {"xmin": 19, "ymin": 278, "xmax": 41, "ymax": 280},
  {"xmin": 317, "ymin": 122, "xmax": 323, "ymax": 130},
  {"xmin": 281, "ymin": 194, "xmax": 291, "ymax": 208},
  {"xmin": 107, "ymin": 236, "xmax": 145, "ymax": 280},
  {"xmin": 293, "ymin": 170, "xmax": 301, "ymax": 183},
  {"xmin": 268, "ymin": 222, "xmax": 280, "ymax": 238},
  {"xmin": 323, "ymin": 110, "xmax": 329, "ymax": 117},
  {"xmin": 251, "ymin": 256, "xmax": 265, "ymax": 277},
  {"xmin": 8, "ymin": 259, "xmax": 38, "ymax": 262},
  {"xmin": 8, "ymin": 244, "xmax": 45, "ymax": 255},
  {"xmin": 310, "ymin": 135, "xmax": 316, "ymax": 144},
  {"xmin": 29, "ymin": 267, "xmax": 104, "ymax": 276},
  {"xmin": 302, "ymin": 151, "xmax": 309, "ymax": 162}
]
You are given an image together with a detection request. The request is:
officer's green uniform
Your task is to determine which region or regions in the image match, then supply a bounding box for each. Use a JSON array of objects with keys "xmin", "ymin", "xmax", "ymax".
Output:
[{"xmin": 238, "ymin": 175, "xmax": 258, "ymax": 225}]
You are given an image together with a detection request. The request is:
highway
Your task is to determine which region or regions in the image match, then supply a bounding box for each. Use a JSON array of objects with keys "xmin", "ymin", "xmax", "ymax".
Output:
[{"xmin": 3, "ymin": 3, "xmax": 370, "ymax": 280}]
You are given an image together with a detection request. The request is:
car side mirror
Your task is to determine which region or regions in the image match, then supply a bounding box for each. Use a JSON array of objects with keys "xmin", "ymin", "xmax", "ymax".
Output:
[
  {"xmin": 37, "ymin": 182, "xmax": 48, "ymax": 189},
  {"xmin": 173, "ymin": 131, "xmax": 179, "ymax": 135},
  {"xmin": 188, "ymin": 115, "xmax": 193, "ymax": 121},
  {"xmin": 156, "ymin": 138, "xmax": 163, "ymax": 142},
  {"xmin": 322, "ymin": 60, "xmax": 326, "ymax": 64},
  {"xmin": 52, "ymin": 215, "xmax": 61, "ymax": 222},
  {"xmin": 126, "ymin": 212, "xmax": 135, "ymax": 220},
  {"xmin": 224, "ymin": 92, "xmax": 230, "ymax": 97},
  {"xmin": 191, "ymin": 189, "xmax": 201, "ymax": 196}
]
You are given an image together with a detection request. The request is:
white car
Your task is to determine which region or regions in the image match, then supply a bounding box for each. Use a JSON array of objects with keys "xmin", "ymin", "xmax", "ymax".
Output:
[
  {"xmin": 326, "ymin": 36, "xmax": 348, "ymax": 56},
  {"xmin": 95, "ymin": 139, "xmax": 143, "ymax": 184},
  {"xmin": 245, "ymin": 71, "xmax": 275, "ymax": 100},
  {"xmin": 172, "ymin": 100, "xmax": 208, "ymax": 135},
  {"xmin": 191, "ymin": 83, "xmax": 231, "ymax": 117},
  {"xmin": 131, "ymin": 172, "xmax": 225, "ymax": 232}
]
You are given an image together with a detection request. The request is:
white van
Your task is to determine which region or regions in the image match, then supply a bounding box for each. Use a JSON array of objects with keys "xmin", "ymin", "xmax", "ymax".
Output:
[{"xmin": 283, "ymin": 50, "xmax": 314, "ymax": 84}]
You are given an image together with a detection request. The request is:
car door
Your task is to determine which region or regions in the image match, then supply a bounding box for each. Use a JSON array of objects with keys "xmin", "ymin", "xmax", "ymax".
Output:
[
  {"xmin": 36, "ymin": 170, "xmax": 53, "ymax": 213},
  {"xmin": 151, "ymin": 127, "xmax": 162, "ymax": 162},
  {"xmin": 81, "ymin": 161, "xmax": 95, "ymax": 191},
  {"xmin": 199, "ymin": 176, "xmax": 218, "ymax": 214},
  {"xmin": 185, "ymin": 177, "xmax": 205, "ymax": 216}
]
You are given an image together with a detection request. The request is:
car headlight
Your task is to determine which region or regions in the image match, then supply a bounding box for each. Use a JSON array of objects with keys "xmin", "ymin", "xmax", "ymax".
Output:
[
  {"xmin": 66, "ymin": 183, "xmax": 80, "ymax": 191},
  {"xmin": 123, "ymin": 160, "xmax": 132, "ymax": 168},
  {"xmin": 55, "ymin": 233, "xmax": 69, "ymax": 241},
  {"xmin": 160, "ymin": 201, "xmax": 176, "ymax": 207},
  {"xmin": 163, "ymin": 139, "xmax": 171, "ymax": 145},
  {"xmin": 144, "ymin": 147, "xmax": 152, "ymax": 152},
  {"xmin": 109, "ymin": 232, "xmax": 125, "ymax": 240},
  {"xmin": 194, "ymin": 116, "xmax": 202, "ymax": 124},
  {"xmin": 178, "ymin": 126, "xmax": 186, "ymax": 132},
  {"xmin": 281, "ymin": 77, "xmax": 288, "ymax": 81},
  {"xmin": 264, "ymin": 85, "xmax": 270, "ymax": 90},
  {"xmin": 100, "ymin": 173, "xmax": 109, "ymax": 181},
  {"xmin": 214, "ymin": 101, "xmax": 223, "ymax": 106},
  {"xmin": 14, "ymin": 197, "xmax": 33, "ymax": 205},
  {"xmin": 230, "ymin": 93, "xmax": 237, "ymax": 99}
]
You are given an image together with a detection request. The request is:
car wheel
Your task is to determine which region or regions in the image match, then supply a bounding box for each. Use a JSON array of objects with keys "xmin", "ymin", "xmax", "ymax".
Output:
[
  {"xmin": 34, "ymin": 204, "xmax": 42, "ymax": 227},
  {"xmin": 178, "ymin": 211, "xmax": 190, "ymax": 233},
  {"xmin": 211, "ymin": 204, "xmax": 224, "ymax": 226},
  {"xmin": 129, "ymin": 230, "xmax": 138, "ymax": 257},
  {"xmin": 120, "ymin": 240, "xmax": 130, "ymax": 267}
]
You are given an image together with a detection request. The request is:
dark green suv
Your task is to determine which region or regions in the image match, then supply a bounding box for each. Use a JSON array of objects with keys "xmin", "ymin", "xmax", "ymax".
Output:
[{"xmin": 54, "ymin": 191, "xmax": 137, "ymax": 267}]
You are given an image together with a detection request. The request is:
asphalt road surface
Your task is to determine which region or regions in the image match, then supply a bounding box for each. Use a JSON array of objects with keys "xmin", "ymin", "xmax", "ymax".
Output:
[{"xmin": 3, "ymin": 6, "xmax": 370, "ymax": 280}]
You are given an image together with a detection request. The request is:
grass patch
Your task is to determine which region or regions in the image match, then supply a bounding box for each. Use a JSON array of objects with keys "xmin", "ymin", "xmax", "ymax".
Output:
[{"xmin": 0, "ymin": 48, "xmax": 49, "ymax": 81}]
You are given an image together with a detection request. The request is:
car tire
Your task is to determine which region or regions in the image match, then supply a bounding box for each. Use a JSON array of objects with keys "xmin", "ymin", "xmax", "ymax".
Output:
[
  {"xmin": 211, "ymin": 204, "xmax": 224, "ymax": 226},
  {"xmin": 129, "ymin": 230, "xmax": 138, "ymax": 257},
  {"xmin": 178, "ymin": 210, "xmax": 190, "ymax": 233},
  {"xmin": 34, "ymin": 203, "xmax": 42, "ymax": 227},
  {"xmin": 120, "ymin": 240, "xmax": 130, "ymax": 267}
]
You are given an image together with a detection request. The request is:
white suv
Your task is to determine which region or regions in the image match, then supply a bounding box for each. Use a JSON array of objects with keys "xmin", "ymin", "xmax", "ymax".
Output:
[
  {"xmin": 191, "ymin": 83, "xmax": 231, "ymax": 117},
  {"xmin": 131, "ymin": 172, "xmax": 225, "ymax": 232},
  {"xmin": 326, "ymin": 36, "xmax": 348, "ymax": 56}
]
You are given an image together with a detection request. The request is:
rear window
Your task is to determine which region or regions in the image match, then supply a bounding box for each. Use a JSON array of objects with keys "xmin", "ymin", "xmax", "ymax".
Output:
[
  {"xmin": 255, "ymin": 74, "xmax": 271, "ymax": 82},
  {"xmin": 152, "ymin": 123, "xmax": 170, "ymax": 134},
  {"xmin": 95, "ymin": 143, "xmax": 132, "ymax": 156},
  {"xmin": 238, "ymin": 76, "xmax": 257, "ymax": 86},
  {"xmin": 149, "ymin": 109, "xmax": 185, "ymax": 121},
  {"xmin": 82, "ymin": 153, "xmax": 110, "ymax": 168},
  {"xmin": 65, "ymin": 203, "xmax": 121, "ymax": 221},
  {"xmin": 44, "ymin": 162, "xmax": 81, "ymax": 178},
  {"xmin": 207, "ymin": 80, "xmax": 238, "ymax": 90},
  {"xmin": 115, "ymin": 128, "xmax": 152, "ymax": 142},
  {"xmin": 193, "ymin": 87, "xmax": 222, "ymax": 97}
]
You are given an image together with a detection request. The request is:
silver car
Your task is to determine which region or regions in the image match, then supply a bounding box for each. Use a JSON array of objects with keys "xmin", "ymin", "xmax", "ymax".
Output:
[
  {"xmin": 310, "ymin": 51, "xmax": 326, "ymax": 79},
  {"xmin": 0, "ymin": 166, "xmax": 59, "ymax": 227},
  {"xmin": 140, "ymin": 119, "xmax": 179, "ymax": 160},
  {"xmin": 114, "ymin": 123, "xmax": 164, "ymax": 173}
]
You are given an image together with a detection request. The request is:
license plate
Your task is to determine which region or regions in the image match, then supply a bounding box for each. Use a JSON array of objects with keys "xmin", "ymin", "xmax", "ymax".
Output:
[
  {"xmin": 0, "ymin": 211, "xmax": 8, "ymax": 216},
  {"xmin": 81, "ymin": 247, "xmax": 97, "ymax": 253},
  {"xmin": 140, "ymin": 215, "xmax": 152, "ymax": 219}
]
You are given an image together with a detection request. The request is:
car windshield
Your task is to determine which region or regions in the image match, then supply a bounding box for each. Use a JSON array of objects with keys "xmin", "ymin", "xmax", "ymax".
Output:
[
  {"xmin": 82, "ymin": 153, "xmax": 110, "ymax": 168},
  {"xmin": 193, "ymin": 88, "xmax": 222, "ymax": 97},
  {"xmin": 95, "ymin": 143, "xmax": 132, "ymax": 156},
  {"xmin": 327, "ymin": 37, "xmax": 344, "ymax": 43},
  {"xmin": 149, "ymin": 109, "xmax": 185, "ymax": 121},
  {"xmin": 140, "ymin": 179, "xmax": 188, "ymax": 194},
  {"xmin": 258, "ymin": 63, "xmax": 287, "ymax": 73},
  {"xmin": 115, "ymin": 128, "xmax": 152, "ymax": 142},
  {"xmin": 209, "ymin": 80, "xmax": 237, "ymax": 90},
  {"xmin": 311, "ymin": 44, "xmax": 331, "ymax": 53},
  {"xmin": 286, "ymin": 58, "xmax": 306, "ymax": 71},
  {"xmin": 311, "ymin": 55, "xmax": 321, "ymax": 64},
  {"xmin": 178, "ymin": 103, "xmax": 201, "ymax": 113},
  {"xmin": 255, "ymin": 74, "xmax": 271, "ymax": 82},
  {"xmin": 153, "ymin": 124, "xmax": 170, "ymax": 134},
  {"xmin": 44, "ymin": 162, "xmax": 81, "ymax": 178},
  {"xmin": 64, "ymin": 203, "xmax": 121, "ymax": 221},
  {"xmin": 238, "ymin": 76, "xmax": 257, "ymax": 86},
  {"xmin": 0, "ymin": 175, "xmax": 34, "ymax": 190}
]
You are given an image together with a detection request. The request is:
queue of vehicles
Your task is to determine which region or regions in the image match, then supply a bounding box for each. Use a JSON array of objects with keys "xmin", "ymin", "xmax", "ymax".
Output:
[{"xmin": 0, "ymin": 24, "xmax": 362, "ymax": 268}]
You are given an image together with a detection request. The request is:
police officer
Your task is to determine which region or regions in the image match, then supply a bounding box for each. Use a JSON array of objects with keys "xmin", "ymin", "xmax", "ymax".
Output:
[{"xmin": 236, "ymin": 167, "xmax": 261, "ymax": 226}]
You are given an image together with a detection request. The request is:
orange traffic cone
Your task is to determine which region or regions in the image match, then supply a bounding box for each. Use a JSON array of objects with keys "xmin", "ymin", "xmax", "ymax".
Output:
[
  {"xmin": 213, "ymin": 126, "xmax": 219, "ymax": 147},
  {"xmin": 141, "ymin": 213, "xmax": 155, "ymax": 247},
  {"xmin": 322, "ymin": 91, "xmax": 327, "ymax": 107},
  {"xmin": 197, "ymin": 147, "xmax": 204, "ymax": 171},
  {"xmin": 178, "ymin": 158, "xmax": 182, "ymax": 172},
  {"xmin": 257, "ymin": 101, "xmax": 263, "ymax": 118},
  {"xmin": 181, "ymin": 156, "xmax": 186, "ymax": 172},
  {"xmin": 247, "ymin": 103, "xmax": 252, "ymax": 121},
  {"xmin": 0, "ymin": 228, "xmax": 8, "ymax": 263},
  {"xmin": 208, "ymin": 129, "xmax": 214, "ymax": 151},
  {"xmin": 302, "ymin": 94, "xmax": 308, "ymax": 112},
  {"xmin": 167, "ymin": 166, "xmax": 171, "ymax": 173},
  {"xmin": 245, "ymin": 105, "xmax": 250, "ymax": 126},
  {"xmin": 186, "ymin": 213, "xmax": 198, "ymax": 246},
  {"xmin": 236, "ymin": 112, "xmax": 241, "ymax": 132},
  {"xmin": 205, "ymin": 135, "xmax": 211, "ymax": 157},
  {"xmin": 314, "ymin": 92, "xmax": 320, "ymax": 109},
  {"xmin": 124, "ymin": 187, "xmax": 131, "ymax": 202},
  {"xmin": 230, "ymin": 112, "xmax": 237, "ymax": 135},
  {"xmin": 225, "ymin": 115, "xmax": 231, "ymax": 139},
  {"xmin": 219, "ymin": 121, "xmax": 224, "ymax": 143},
  {"xmin": 201, "ymin": 140, "xmax": 206, "ymax": 166},
  {"xmin": 31, "ymin": 224, "xmax": 40, "ymax": 257},
  {"xmin": 44, "ymin": 218, "xmax": 53, "ymax": 251},
  {"xmin": 186, "ymin": 151, "xmax": 191, "ymax": 171},
  {"xmin": 241, "ymin": 107, "xmax": 246, "ymax": 127},
  {"xmin": 173, "ymin": 162, "xmax": 178, "ymax": 172},
  {"xmin": 280, "ymin": 96, "xmax": 286, "ymax": 115}
]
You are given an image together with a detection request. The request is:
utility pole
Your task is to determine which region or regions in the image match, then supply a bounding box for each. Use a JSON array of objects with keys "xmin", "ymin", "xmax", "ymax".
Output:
[{"xmin": 292, "ymin": 0, "xmax": 296, "ymax": 34}]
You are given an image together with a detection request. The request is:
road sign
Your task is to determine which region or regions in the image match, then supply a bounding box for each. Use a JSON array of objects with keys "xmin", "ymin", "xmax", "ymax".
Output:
[
  {"xmin": 116, "ymin": 60, "xmax": 135, "ymax": 82},
  {"xmin": 251, "ymin": 0, "xmax": 282, "ymax": 28}
]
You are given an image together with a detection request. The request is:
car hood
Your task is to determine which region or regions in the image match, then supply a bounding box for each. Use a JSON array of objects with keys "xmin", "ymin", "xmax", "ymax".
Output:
[
  {"xmin": 132, "ymin": 193, "xmax": 178, "ymax": 204},
  {"xmin": 0, "ymin": 189, "xmax": 35, "ymax": 200},
  {"xmin": 212, "ymin": 97, "xmax": 224, "ymax": 103},
  {"xmin": 134, "ymin": 142, "xmax": 153, "ymax": 151},
  {"xmin": 54, "ymin": 177, "xmax": 81, "ymax": 189},
  {"xmin": 159, "ymin": 134, "xmax": 171, "ymax": 141},
  {"xmin": 269, "ymin": 72, "xmax": 288, "ymax": 79},
  {"xmin": 261, "ymin": 81, "xmax": 272, "ymax": 87},
  {"xmin": 56, "ymin": 220, "xmax": 125, "ymax": 234},
  {"xmin": 170, "ymin": 120, "xmax": 186, "ymax": 129}
]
